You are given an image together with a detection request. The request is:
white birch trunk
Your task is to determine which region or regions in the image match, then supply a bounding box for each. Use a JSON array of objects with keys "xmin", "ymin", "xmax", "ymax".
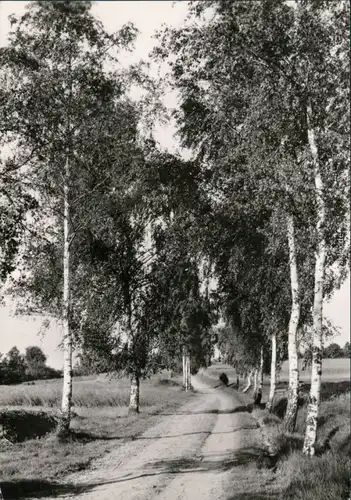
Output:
[
  {"xmin": 253, "ymin": 369, "xmax": 258, "ymax": 394},
  {"xmin": 266, "ymin": 332, "xmax": 277, "ymax": 412},
  {"xmin": 303, "ymin": 103, "xmax": 326, "ymax": 456},
  {"xmin": 129, "ymin": 374, "xmax": 140, "ymax": 414},
  {"xmin": 258, "ymin": 347, "xmax": 264, "ymax": 392},
  {"xmin": 182, "ymin": 347, "xmax": 192, "ymax": 391},
  {"xmin": 242, "ymin": 370, "xmax": 252, "ymax": 393},
  {"xmin": 284, "ymin": 213, "xmax": 300, "ymax": 432},
  {"xmin": 186, "ymin": 352, "xmax": 191, "ymax": 390},
  {"xmin": 57, "ymin": 158, "xmax": 73, "ymax": 438},
  {"xmin": 254, "ymin": 349, "xmax": 264, "ymax": 405},
  {"xmin": 182, "ymin": 347, "xmax": 187, "ymax": 390}
]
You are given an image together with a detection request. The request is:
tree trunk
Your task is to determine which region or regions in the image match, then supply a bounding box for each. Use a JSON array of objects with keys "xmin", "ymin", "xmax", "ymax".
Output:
[
  {"xmin": 182, "ymin": 347, "xmax": 187, "ymax": 390},
  {"xmin": 284, "ymin": 213, "xmax": 301, "ymax": 433},
  {"xmin": 266, "ymin": 332, "xmax": 277, "ymax": 412},
  {"xmin": 254, "ymin": 347, "xmax": 264, "ymax": 405},
  {"xmin": 186, "ymin": 352, "xmax": 191, "ymax": 390},
  {"xmin": 129, "ymin": 373, "xmax": 140, "ymax": 414},
  {"xmin": 242, "ymin": 370, "xmax": 252, "ymax": 393},
  {"xmin": 182, "ymin": 347, "xmax": 192, "ymax": 391},
  {"xmin": 253, "ymin": 369, "xmax": 258, "ymax": 394},
  {"xmin": 303, "ymin": 103, "xmax": 326, "ymax": 456},
  {"xmin": 57, "ymin": 158, "xmax": 72, "ymax": 438},
  {"xmin": 258, "ymin": 347, "xmax": 264, "ymax": 391}
]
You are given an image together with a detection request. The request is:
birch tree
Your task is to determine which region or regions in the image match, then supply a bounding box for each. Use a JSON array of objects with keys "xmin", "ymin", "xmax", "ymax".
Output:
[
  {"xmin": 2, "ymin": 0, "xmax": 137, "ymax": 436},
  {"xmin": 283, "ymin": 214, "xmax": 301, "ymax": 430},
  {"xmin": 298, "ymin": 1, "xmax": 350, "ymax": 455}
]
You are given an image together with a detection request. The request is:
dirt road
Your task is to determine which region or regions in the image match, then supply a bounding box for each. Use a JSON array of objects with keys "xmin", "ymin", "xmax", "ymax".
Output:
[{"xmin": 38, "ymin": 377, "xmax": 274, "ymax": 500}]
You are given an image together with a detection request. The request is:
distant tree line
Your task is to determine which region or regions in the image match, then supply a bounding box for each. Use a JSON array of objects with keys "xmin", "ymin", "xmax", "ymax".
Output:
[
  {"xmin": 323, "ymin": 342, "xmax": 350, "ymax": 359},
  {"xmin": 299, "ymin": 341, "xmax": 350, "ymax": 369},
  {"xmin": 0, "ymin": 346, "xmax": 62, "ymax": 385}
]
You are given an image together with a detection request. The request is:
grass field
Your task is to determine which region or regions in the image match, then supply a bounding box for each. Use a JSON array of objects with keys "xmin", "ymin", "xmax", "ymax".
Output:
[
  {"xmin": 279, "ymin": 358, "xmax": 350, "ymax": 382},
  {"xmin": 208, "ymin": 358, "xmax": 350, "ymax": 385},
  {"xmin": 0, "ymin": 373, "xmax": 194, "ymax": 499},
  {"xmin": 0, "ymin": 374, "xmax": 178, "ymax": 409}
]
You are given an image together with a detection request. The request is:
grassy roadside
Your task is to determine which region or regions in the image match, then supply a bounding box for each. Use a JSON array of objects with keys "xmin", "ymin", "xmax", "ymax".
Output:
[
  {"xmin": 206, "ymin": 363, "xmax": 350, "ymax": 500},
  {"xmin": 0, "ymin": 374, "xmax": 194, "ymax": 499},
  {"xmin": 254, "ymin": 390, "xmax": 350, "ymax": 500}
]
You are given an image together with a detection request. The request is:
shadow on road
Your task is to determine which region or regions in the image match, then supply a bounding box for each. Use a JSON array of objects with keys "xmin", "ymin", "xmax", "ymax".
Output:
[
  {"xmin": 225, "ymin": 492, "xmax": 278, "ymax": 500},
  {"xmin": 69, "ymin": 424, "xmax": 259, "ymax": 443},
  {"xmin": 0, "ymin": 479, "xmax": 89, "ymax": 499},
  {"xmin": 159, "ymin": 406, "xmax": 250, "ymax": 416},
  {"xmin": 1, "ymin": 446, "xmax": 276, "ymax": 498},
  {"xmin": 148, "ymin": 447, "xmax": 272, "ymax": 472}
]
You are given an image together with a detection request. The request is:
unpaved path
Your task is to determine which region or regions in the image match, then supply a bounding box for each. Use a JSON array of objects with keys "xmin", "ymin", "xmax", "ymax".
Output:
[{"xmin": 36, "ymin": 377, "xmax": 274, "ymax": 500}]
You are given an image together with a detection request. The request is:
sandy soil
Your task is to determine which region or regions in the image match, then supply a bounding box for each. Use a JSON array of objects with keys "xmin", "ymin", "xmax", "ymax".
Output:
[{"xmin": 36, "ymin": 377, "xmax": 274, "ymax": 500}]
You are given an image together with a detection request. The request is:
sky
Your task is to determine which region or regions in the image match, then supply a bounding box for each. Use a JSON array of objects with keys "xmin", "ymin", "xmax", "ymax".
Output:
[{"xmin": 0, "ymin": 1, "xmax": 349, "ymax": 369}]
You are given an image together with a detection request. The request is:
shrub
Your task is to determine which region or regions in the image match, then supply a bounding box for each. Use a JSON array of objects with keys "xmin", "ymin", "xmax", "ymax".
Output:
[
  {"xmin": 0, "ymin": 410, "xmax": 57, "ymax": 442},
  {"xmin": 219, "ymin": 372, "xmax": 229, "ymax": 386}
]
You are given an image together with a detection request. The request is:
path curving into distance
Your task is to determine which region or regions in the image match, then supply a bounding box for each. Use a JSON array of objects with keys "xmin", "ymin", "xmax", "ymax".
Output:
[{"xmin": 34, "ymin": 377, "xmax": 275, "ymax": 500}]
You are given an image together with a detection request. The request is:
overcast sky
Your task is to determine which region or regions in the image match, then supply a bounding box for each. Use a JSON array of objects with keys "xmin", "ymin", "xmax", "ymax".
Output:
[{"xmin": 0, "ymin": 1, "xmax": 349, "ymax": 368}]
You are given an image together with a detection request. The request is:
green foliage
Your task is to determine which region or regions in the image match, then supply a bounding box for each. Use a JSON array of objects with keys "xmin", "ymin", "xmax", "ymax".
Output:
[
  {"xmin": 3, "ymin": 347, "xmax": 26, "ymax": 385},
  {"xmin": 324, "ymin": 343, "xmax": 345, "ymax": 359},
  {"xmin": 342, "ymin": 342, "xmax": 351, "ymax": 358},
  {"xmin": 24, "ymin": 346, "xmax": 47, "ymax": 379},
  {"xmin": 0, "ymin": 345, "xmax": 61, "ymax": 385},
  {"xmin": 154, "ymin": 0, "xmax": 349, "ymax": 373}
]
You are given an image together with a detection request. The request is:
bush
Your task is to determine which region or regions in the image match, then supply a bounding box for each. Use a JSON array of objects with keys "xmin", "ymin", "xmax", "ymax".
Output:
[
  {"xmin": 219, "ymin": 372, "xmax": 229, "ymax": 386},
  {"xmin": 0, "ymin": 410, "xmax": 57, "ymax": 442}
]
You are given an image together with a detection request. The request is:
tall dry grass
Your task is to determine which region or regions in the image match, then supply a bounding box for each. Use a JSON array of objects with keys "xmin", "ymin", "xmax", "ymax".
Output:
[{"xmin": 0, "ymin": 375, "xmax": 179, "ymax": 409}]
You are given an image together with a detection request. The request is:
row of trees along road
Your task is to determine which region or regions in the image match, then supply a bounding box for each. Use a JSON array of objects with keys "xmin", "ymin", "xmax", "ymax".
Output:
[
  {"xmin": 154, "ymin": 0, "xmax": 349, "ymax": 456},
  {"xmin": 0, "ymin": 1, "xmax": 213, "ymax": 435},
  {"xmin": 0, "ymin": 0, "xmax": 348, "ymax": 457}
]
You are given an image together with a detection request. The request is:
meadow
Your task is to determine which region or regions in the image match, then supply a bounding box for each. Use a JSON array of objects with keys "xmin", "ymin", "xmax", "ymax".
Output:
[
  {"xmin": 279, "ymin": 357, "xmax": 350, "ymax": 382},
  {"xmin": 207, "ymin": 358, "xmax": 350, "ymax": 385},
  {"xmin": 0, "ymin": 374, "xmax": 179, "ymax": 409}
]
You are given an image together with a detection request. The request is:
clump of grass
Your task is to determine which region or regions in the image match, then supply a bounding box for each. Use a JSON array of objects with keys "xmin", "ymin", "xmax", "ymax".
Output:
[
  {"xmin": 261, "ymin": 414, "xmax": 282, "ymax": 426},
  {"xmin": 276, "ymin": 451, "xmax": 350, "ymax": 500}
]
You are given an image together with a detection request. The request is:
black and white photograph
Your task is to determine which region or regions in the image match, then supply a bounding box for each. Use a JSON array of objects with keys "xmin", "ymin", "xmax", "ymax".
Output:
[{"xmin": 0, "ymin": 1, "xmax": 349, "ymax": 499}]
